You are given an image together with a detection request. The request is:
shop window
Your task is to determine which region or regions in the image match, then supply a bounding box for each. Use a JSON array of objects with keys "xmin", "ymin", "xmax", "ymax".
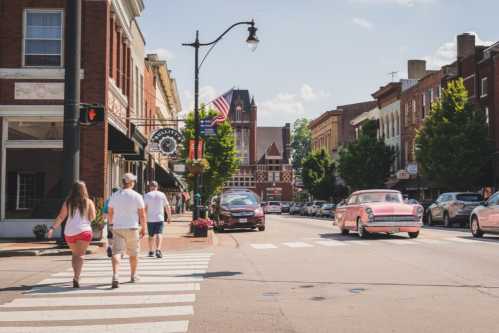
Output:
[
  {"xmin": 24, "ymin": 10, "xmax": 64, "ymax": 66},
  {"xmin": 8, "ymin": 121, "xmax": 63, "ymax": 140},
  {"xmin": 6, "ymin": 149, "xmax": 63, "ymax": 219},
  {"xmin": 481, "ymin": 77, "xmax": 488, "ymax": 98}
]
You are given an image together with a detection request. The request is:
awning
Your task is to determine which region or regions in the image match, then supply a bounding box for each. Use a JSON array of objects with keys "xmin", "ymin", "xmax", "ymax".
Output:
[
  {"xmin": 108, "ymin": 124, "xmax": 147, "ymax": 160},
  {"xmin": 391, "ymin": 177, "xmax": 432, "ymax": 192},
  {"xmin": 155, "ymin": 163, "xmax": 187, "ymax": 191}
]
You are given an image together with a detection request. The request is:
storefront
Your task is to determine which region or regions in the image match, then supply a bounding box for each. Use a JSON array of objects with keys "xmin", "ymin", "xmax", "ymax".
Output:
[{"xmin": 0, "ymin": 111, "xmax": 64, "ymax": 237}]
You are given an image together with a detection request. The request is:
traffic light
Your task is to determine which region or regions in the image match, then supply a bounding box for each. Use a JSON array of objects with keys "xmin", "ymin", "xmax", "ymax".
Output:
[{"xmin": 79, "ymin": 104, "xmax": 104, "ymax": 125}]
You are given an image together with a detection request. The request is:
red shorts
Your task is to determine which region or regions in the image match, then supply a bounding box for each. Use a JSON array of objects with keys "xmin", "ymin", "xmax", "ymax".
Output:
[{"xmin": 65, "ymin": 231, "xmax": 93, "ymax": 244}]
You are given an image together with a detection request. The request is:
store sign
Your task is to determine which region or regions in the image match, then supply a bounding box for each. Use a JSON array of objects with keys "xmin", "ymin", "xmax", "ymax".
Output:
[
  {"xmin": 149, "ymin": 128, "xmax": 183, "ymax": 156},
  {"xmin": 406, "ymin": 163, "xmax": 418, "ymax": 175},
  {"xmin": 173, "ymin": 163, "xmax": 186, "ymax": 173},
  {"xmin": 396, "ymin": 170, "xmax": 411, "ymax": 180}
]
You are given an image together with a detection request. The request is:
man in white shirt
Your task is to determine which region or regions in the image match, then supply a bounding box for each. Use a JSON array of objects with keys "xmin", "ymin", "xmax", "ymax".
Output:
[
  {"xmin": 144, "ymin": 181, "xmax": 171, "ymax": 258},
  {"xmin": 108, "ymin": 173, "xmax": 146, "ymax": 288}
]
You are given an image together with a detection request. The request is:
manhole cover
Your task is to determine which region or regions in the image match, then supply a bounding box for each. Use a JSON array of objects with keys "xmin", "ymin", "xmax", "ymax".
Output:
[
  {"xmin": 262, "ymin": 292, "xmax": 279, "ymax": 297},
  {"xmin": 300, "ymin": 285, "xmax": 314, "ymax": 289},
  {"xmin": 350, "ymin": 288, "xmax": 366, "ymax": 294}
]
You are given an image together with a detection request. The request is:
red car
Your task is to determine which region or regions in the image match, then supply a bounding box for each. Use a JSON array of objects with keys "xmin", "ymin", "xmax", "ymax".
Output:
[
  {"xmin": 214, "ymin": 190, "xmax": 265, "ymax": 232},
  {"xmin": 335, "ymin": 189, "xmax": 423, "ymax": 238}
]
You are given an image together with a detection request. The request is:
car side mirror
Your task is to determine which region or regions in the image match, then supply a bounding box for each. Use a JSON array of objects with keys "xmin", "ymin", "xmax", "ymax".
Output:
[{"xmin": 481, "ymin": 201, "xmax": 488, "ymax": 207}]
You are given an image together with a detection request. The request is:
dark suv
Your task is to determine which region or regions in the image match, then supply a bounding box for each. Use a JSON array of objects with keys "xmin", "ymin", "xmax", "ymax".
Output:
[{"xmin": 213, "ymin": 190, "xmax": 265, "ymax": 232}]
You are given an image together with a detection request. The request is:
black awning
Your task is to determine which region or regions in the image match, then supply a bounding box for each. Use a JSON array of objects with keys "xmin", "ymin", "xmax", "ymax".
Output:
[
  {"xmin": 392, "ymin": 177, "xmax": 432, "ymax": 192},
  {"xmin": 108, "ymin": 124, "xmax": 140, "ymax": 155},
  {"xmin": 155, "ymin": 163, "xmax": 186, "ymax": 191}
]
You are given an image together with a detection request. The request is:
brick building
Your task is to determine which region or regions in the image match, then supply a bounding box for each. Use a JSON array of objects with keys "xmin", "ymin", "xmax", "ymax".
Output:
[
  {"xmin": 223, "ymin": 90, "xmax": 293, "ymax": 201},
  {"xmin": 0, "ymin": 1, "xmax": 181, "ymax": 237}
]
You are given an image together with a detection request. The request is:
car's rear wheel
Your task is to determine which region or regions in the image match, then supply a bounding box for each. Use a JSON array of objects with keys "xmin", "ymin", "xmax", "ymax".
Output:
[
  {"xmin": 408, "ymin": 231, "xmax": 420, "ymax": 238},
  {"xmin": 341, "ymin": 228, "xmax": 350, "ymax": 235},
  {"xmin": 471, "ymin": 216, "xmax": 484, "ymax": 238},
  {"xmin": 427, "ymin": 212, "xmax": 433, "ymax": 226},
  {"xmin": 443, "ymin": 213, "xmax": 452, "ymax": 228},
  {"xmin": 258, "ymin": 226, "xmax": 265, "ymax": 231},
  {"xmin": 357, "ymin": 219, "xmax": 368, "ymax": 239}
]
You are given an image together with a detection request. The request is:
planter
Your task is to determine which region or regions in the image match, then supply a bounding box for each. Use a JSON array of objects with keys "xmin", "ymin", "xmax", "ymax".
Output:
[
  {"xmin": 92, "ymin": 228, "xmax": 103, "ymax": 241},
  {"xmin": 193, "ymin": 226, "xmax": 208, "ymax": 237}
]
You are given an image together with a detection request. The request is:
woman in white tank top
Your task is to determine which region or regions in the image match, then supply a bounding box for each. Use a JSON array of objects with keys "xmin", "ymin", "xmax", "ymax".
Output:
[{"xmin": 48, "ymin": 181, "xmax": 96, "ymax": 288}]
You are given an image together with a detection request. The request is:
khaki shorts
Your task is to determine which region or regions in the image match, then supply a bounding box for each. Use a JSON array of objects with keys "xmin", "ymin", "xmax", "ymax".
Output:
[{"xmin": 112, "ymin": 228, "xmax": 140, "ymax": 256}]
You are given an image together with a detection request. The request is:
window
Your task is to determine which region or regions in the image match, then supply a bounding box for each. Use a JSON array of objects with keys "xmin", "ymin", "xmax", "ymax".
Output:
[
  {"xmin": 24, "ymin": 10, "xmax": 63, "ymax": 66},
  {"xmin": 268, "ymin": 171, "xmax": 280, "ymax": 182},
  {"xmin": 430, "ymin": 88, "xmax": 434, "ymax": 103},
  {"xmin": 8, "ymin": 121, "xmax": 63, "ymax": 140},
  {"xmin": 17, "ymin": 174, "xmax": 36, "ymax": 209},
  {"xmin": 485, "ymin": 107, "xmax": 490, "ymax": 125},
  {"xmin": 464, "ymin": 75, "xmax": 476, "ymax": 98},
  {"xmin": 481, "ymin": 77, "xmax": 488, "ymax": 97},
  {"xmin": 405, "ymin": 103, "xmax": 409, "ymax": 126},
  {"xmin": 412, "ymin": 99, "xmax": 416, "ymax": 125}
]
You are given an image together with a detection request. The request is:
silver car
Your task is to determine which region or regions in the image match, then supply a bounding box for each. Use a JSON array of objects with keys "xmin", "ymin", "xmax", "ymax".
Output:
[
  {"xmin": 427, "ymin": 192, "xmax": 482, "ymax": 227},
  {"xmin": 469, "ymin": 191, "xmax": 499, "ymax": 238}
]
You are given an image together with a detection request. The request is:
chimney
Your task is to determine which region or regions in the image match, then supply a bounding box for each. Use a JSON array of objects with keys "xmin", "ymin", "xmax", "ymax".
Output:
[
  {"xmin": 282, "ymin": 123, "xmax": 291, "ymax": 163},
  {"xmin": 457, "ymin": 33, "xmax": 476, "ymax": 59},
  {"xmin": 408, "ymin": 60, "xmax": 427, "ymax": 80}
]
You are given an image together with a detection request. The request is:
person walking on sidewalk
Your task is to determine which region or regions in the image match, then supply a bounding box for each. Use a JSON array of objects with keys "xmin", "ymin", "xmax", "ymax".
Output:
[
  {"xmin": 108, "ymin": 173, "xmax": 146, "ymax": 288},
  {"xmin": 144, "ymin": 181, "xmax": 171, "ymax": 258},
  {"xmin": 47, "ymin": 181, "xmax": 96, "ymax": 288},
  {"xmin": 102, "ymin": 187, "xmax": 119, "ymax": 258}
]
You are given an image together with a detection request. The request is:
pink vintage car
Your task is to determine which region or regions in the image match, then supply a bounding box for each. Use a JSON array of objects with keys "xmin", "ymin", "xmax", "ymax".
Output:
[{"xmin": 335, "ymin": 190, "xmax": 424, "ymax": 238}]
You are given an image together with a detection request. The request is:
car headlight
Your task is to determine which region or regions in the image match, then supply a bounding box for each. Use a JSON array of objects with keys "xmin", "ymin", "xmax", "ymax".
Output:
[
  {"xmin": 255, "ymin": 208, "xmax": 264, "ymax": 217},
  {"xmin": 416, "ymin": 206, "xmax": 424, "ymax": 218},
  {"xmin": 365, "ymin": 207, "xmax": 374, "ymax": 221}
]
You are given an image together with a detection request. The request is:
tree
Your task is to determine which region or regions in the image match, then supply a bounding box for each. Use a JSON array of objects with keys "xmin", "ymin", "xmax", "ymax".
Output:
[
  {"xmin": 291, "ymin": 118, "xmax": 312, "ymax": 175},
  {"xmin": 182, "ymin": 105, "xmax": 239, "ymax": 204},
  {"xmin": 337, "ymin": 120, "xmax": 395, "ymax": 190},
  {"xmin": 415, "ymin": 78, "xmax": 492, "ymax": 191},
  {"xmin": 301, "ymin": 149, "xmax": 336, "ymax": 200}
]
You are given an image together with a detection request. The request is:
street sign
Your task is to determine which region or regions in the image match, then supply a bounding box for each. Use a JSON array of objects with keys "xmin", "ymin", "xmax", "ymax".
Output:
[
  {"xmin": 407, "ymin": 163, "xmax": 418, "ymax": 175},
  {"xmin": 397, "ymin": 170, "xmax": 411, "ymax": 180}
]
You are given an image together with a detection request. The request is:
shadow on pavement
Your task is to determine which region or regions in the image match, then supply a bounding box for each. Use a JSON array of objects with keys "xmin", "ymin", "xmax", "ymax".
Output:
[
  {"xmin": 177, "ymin": 271, "xmax": 242, "ymax": 278},
  {"xmin": 318, "ymin": 233, "xmax": 409, "ymax": 241}
]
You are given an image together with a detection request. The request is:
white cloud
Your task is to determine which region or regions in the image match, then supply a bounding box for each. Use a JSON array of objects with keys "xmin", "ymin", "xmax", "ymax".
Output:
[
  {"xmin": 425, "ymin": 32, "xmax": 494, "ymax": 68},
  {"xmin": 182, "ymin": 85, "xmax": 218, "ymax": 113},
  {"xmin": 352, "ymin": 17, "xmax": 374, "ymax": 30},
  {"xmin": 350, "ymin": 0, "xmax": 435, "ymax": 6},
  {"xmin": 147, "ymin": 48, "xmax": 175, "ymax": 61},
  {"xmin": 259, "ymin": 84, "xmax": 330, "ymax": 125}
]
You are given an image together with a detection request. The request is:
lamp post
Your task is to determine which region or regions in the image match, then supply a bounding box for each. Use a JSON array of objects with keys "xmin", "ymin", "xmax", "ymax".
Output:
[{"xmin": 183, "ymin": 20, "xmax": 259, "ymax": 220}]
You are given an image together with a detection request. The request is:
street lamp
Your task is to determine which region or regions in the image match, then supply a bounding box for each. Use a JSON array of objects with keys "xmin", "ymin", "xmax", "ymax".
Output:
[{"xmin": 183, "ymin": 20, "xmax": 259, "ymax": 220}]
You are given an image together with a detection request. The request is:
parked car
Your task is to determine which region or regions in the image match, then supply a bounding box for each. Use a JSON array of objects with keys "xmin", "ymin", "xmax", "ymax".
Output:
[
  {"xmin": 290, "ymin": 202, "xmax": 303, "ymax": 215},
  {"xmin": 213, "ymin": 189, "xmax": 265, "ymax": 232},
  {"xmin": 335, "ymin": 189, "xmax": 423, "ymax": 238},
  {"xmin": 426, "ymin": 192, "xmax": 482, "ymax": 227},
  {"xmin": 469, "ymin": 191, "xmax": 499, "ymax": 237},
  {"xmin": 310, "ymin": 200, "xmax": 327, "ymax": 216},
  {"xmin": 265, "ymin": 201, "xmax": 282, "ymax": 214},
  {"xmin": 301, "ymin": 202, "xmax": 313, "ymax": 216},
  {"xmin": 281, "ymin": 202, "xmax": 291, "ymax": 213},
  {"xmin": 319, "ymin": 203, "xmax": 336, "ymax": 218}
]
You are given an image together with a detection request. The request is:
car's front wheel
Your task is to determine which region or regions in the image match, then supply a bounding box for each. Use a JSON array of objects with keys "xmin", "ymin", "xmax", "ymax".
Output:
[
  {"xmin": 357, "ymin": 219, "xmax": 368, "ymax": 239},
  {"xmin": 258, "ymin": 226, "xmax": 265, "ymax": 231},
  {"xmin": 470, "ymin": 217, "xmax": 484, "ymax": 238},
  {"xmin": 340, "ymin": 228, "xmax": 350, "ymax": 235},
  {"xmin": 408, "ymin": 231, "xmax": 420, "ymax": 238}
]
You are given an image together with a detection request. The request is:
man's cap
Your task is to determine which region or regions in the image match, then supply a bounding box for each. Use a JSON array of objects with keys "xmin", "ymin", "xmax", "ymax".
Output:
[
  {"xmin": 149, "ymin": 181, "xmax": 159, "ymax": 188},
  {"xmin": 111, "ymin": 187, "xmax": 119, "ymax": 193},
  {"xmin": 122, "ymin": 173, "xmax": 137, "ymax": 183}
]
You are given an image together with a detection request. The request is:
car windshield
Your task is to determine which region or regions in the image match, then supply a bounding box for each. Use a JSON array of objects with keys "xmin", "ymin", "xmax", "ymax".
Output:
[
  {"xmin": 269, "ymin": 201, "xmax": 280, "ymax": 206},
  {"xmin": 456, "ymin": 194, "xmax": 482, "ymax": 202},
  {"xmin": 357, "ymin": 192, "xmax": 402, "ymax": 203},
  {"xmin": 221, "ymin": 193, "xmax": 258, "ymax": 206},
  {"xmin": 323, "ymin": 204, "xmax": 333, "ymax": 208}
]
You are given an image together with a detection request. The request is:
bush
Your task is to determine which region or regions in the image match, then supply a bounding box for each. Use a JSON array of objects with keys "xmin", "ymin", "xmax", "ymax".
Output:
[{"xmin": 33, "ymin": 224, "xmax": 48, "ymax": 240}]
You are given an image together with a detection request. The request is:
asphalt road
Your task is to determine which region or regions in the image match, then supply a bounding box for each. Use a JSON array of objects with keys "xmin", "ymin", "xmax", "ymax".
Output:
[
  {"xmin": 2, "ymin": 215, "xmax": 499, "ymax": 333},
  {"xmin": 191, "ymin": 214, "xmax": 499, "ymax": 333}
]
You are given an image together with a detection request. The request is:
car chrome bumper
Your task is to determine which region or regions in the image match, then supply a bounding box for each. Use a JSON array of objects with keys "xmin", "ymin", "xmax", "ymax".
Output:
[{"xmin": 365, "ymin": 222, "xmax": 423, "ymax": 227}]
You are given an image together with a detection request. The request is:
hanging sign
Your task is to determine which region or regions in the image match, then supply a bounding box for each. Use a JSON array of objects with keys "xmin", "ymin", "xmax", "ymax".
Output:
[{"xmin": 149, "ymin": 128, "xmax": 183, "ymax": 156}]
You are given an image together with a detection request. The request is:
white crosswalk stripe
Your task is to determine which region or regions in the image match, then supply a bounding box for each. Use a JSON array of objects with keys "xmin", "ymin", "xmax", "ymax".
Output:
[
  {"xmin": 314, "ymin": 240, "xmax": 347, "ymax": 247},
  {"xmin": 250, "ymin": 244, "xmax": 278, "ymax": 249},
  {"xmin": 0, "ymin": 252, "xmax": 212, "ymax": 333},
  {"xmin": 282, "ymin": 242, "xmax": 314, "ymax": 248}
]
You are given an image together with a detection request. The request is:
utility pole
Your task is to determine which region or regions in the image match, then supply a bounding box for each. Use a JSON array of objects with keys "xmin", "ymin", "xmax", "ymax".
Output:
[{"xmin": 60, "ymin": 0, "xmax": 81, "ymax": 242}]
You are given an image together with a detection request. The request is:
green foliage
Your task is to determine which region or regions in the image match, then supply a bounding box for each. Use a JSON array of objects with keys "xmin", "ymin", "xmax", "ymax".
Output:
[
  {"xmin": 338, "ymin": 119, "xmax": 395, "ymax": 191},
  {"xmin": 415, "ymin": 79, "xmax": 493, "ymax": 190},
  {"xmin": 291, "ymin": 118, "xmax": 312, "ymax": 175},
  {"xmin": 302, "ymin": 149, "xmax": 337, "ymax": 201},
  {"xmin": 182, "ymin": 105, "xmax": 239, "ymax": 204}
]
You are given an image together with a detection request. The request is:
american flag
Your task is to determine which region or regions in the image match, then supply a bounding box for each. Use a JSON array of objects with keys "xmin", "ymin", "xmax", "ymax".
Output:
[{"xmin": 210, "ymin": 90, "xmax": 233, "ymax": 126}]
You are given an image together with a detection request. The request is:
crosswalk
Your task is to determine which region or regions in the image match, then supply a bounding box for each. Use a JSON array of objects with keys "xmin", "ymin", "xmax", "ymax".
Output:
[
  {"xmin": 0, "ymin": 252, "xmax": 213, "ymax": 333},
  {"xmin": 249, "ymin": 238, "xmax": 499, "ymax": 250}
]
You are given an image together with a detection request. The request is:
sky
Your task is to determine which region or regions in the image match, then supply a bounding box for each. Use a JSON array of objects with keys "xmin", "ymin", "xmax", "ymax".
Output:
[{"xmin": 138, "ymin": 0, "xmax": 499, "ymax": 126}]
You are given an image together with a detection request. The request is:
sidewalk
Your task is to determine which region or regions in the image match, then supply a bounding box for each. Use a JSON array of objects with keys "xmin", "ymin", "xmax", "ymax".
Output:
[{"xmin": 0, "ymin": 212, "xmax": 214, "ymax": 257}]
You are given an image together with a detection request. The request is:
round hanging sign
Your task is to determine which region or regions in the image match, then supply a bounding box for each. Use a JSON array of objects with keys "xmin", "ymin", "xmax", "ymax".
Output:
[{"xmin": 149, "ymin": 128, "xmax": 183, "ymax": 156}]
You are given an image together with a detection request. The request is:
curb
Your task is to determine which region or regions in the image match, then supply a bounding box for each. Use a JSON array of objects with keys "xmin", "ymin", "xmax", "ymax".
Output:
[{"xmin": 0, "ymin": 245, "xmax": 99, "ymax": 257}]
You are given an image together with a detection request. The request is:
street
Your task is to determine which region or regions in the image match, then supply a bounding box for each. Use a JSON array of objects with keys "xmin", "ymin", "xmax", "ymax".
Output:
[{"xmin": 2, "ymin": 214, "xmax": 499, "ymax": 332}]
